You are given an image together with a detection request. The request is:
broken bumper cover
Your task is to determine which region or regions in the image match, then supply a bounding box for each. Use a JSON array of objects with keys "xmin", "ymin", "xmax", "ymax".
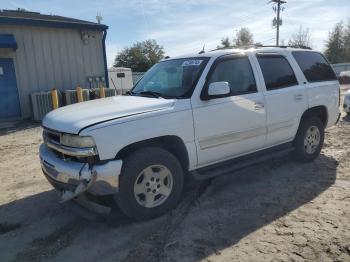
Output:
[{"xmin": 39, "ymin": 144, "xmax": 122, "ymax": 201}]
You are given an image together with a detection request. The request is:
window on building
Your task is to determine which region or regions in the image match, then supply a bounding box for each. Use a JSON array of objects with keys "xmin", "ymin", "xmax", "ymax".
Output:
[
  {"xmin": 208, "ymin": 55, "xmax": 257, "ymax": 96},
  {"xmin": 257, "ymin": 54, "xmax": 298, "ymax": 90},
  {"xmin": 292, "ymin": 51, "xmax": 336, "ymax": 82}
]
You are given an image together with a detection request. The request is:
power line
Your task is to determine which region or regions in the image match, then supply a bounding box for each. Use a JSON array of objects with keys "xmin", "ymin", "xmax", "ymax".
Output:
[{"xmin": 269, "ymin": 0, "xmax": 287, "ymax": 46}]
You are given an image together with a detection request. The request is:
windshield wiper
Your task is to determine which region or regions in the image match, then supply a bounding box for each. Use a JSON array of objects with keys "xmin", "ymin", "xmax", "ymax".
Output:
[{"xmin": 137, "ymin": 91, "xmax": 163, "ymax": 98}]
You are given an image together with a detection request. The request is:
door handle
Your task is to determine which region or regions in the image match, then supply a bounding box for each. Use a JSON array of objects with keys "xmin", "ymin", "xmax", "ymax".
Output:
[
  {"xmin": 294, "ymin": 94, "xmax": 303, "ymax": 101},
  {"xmin": 254, "ymin": 102, "xmax": 265, "ymax": 110}
]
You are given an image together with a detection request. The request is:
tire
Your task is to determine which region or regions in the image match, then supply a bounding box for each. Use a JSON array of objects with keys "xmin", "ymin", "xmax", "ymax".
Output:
[
  {"xmin": 115, "ymin": 147, "xmax": 184, "ymax": 220},
  {"xmin": 293, "ymin": 117, "xmax": 324, "ymax": 162}
]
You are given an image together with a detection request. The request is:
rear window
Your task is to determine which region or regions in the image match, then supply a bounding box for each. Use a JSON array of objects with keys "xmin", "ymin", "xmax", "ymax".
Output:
[
  {"xmin": 257, "ymin": 54, "xmax": 298, "ymax": 90},
  {"xmin": 292, "ymin": 51, "xmax": 336, "ymax": 82}
]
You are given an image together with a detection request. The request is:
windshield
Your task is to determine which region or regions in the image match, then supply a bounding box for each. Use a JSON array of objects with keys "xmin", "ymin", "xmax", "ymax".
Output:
[{"xmin": 131, "ymin": 57, "xmax": 209, "ymax": 98}]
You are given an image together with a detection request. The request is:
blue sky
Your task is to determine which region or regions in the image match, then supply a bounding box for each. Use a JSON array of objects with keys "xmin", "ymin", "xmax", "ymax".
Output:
[{"xmin": 2, "ymin": 0, "xmax": 350, "ymax": 66}]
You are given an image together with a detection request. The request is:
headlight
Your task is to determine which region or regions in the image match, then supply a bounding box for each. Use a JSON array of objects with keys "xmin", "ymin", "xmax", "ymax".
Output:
[{"xmin": 61, "ymin": 134, "xmax": 96, "ymax": 148}]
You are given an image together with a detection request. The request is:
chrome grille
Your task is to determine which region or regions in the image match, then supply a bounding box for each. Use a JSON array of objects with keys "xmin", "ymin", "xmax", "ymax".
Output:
[{"xmin": 43, "ymin": 129, "xmax": 61, "ymax": 144}]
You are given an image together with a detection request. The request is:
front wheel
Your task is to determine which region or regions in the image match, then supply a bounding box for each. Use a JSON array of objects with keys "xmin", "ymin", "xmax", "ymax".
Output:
[
  {"xmin": 115, "ymin": 147, "xmax": 184, "ymax": 220},
  {"xmin": 293, "ymin": 117, "xmax": 324, "ymax": 162}
]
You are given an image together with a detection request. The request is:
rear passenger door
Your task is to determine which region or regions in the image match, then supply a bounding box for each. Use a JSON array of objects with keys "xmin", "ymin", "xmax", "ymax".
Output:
[{"xmin": 253, "ymin": 52, "xmax": 308, "ymax": 146}]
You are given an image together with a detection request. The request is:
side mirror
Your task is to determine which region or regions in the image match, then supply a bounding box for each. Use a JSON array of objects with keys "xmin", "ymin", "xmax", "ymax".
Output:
[{"xmin": 205, "ymin": 81, "xmax": 230, "ymax": 99}]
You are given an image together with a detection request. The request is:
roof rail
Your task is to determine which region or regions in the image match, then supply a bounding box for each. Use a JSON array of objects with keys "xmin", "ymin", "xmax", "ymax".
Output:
[
  {"xmin": 210, "ymin": 45, "xmax": 312, "ymax": 52},
  {"xmin": 255, "ymin": 45, "xmax": 312, "ymax": 50}
]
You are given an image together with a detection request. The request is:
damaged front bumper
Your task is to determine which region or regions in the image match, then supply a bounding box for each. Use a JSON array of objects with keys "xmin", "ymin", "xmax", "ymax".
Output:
[{"xmin": 39, "ymin": 144, "xmax": 122, "ymax": 202}]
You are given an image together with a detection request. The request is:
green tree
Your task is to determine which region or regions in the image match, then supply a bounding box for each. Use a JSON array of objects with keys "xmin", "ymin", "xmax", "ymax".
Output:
[
  {"xmin": 233, "ymin": 28, "xmax": 254, "ymax": 48},
  {"xmin": 217, "ymin": 28, "xmax": 254, "ymax": 49},
  {"xmin": 288, "ymin": 25, "xmax": 312, "ymax": 48},
  {"xmin": 344, "ymin": 19, "xmax": 350, "ymax": 61},
  {"xmin": 114, "ymin": 39, "xmax": 165, "ymax": 72},
  {"xmin": 217, "ymin": 37, "xmax": 231, "ymax": 49},
  {"xmin": 324, "ymin": 22, "xmax": 346, "ymax": 63}
]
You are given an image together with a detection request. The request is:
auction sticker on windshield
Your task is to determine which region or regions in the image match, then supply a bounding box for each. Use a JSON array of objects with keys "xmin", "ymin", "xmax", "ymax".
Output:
[{"xmin": 182, "ymin": 60, "xmax": 203, "ymax": 67}]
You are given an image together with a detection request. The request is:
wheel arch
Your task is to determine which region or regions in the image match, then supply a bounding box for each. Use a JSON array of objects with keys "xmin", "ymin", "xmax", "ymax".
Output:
[
  {"xmin": 293, "ymin": 105, "xmax": 328, "ymax": 143},
  {"xmin": 115, "ymin": 136, "xmax": 190, "ymax": 172},
  {"xmin": 300, "ymin": 105, "xmax": 328, "ymax": 128}
]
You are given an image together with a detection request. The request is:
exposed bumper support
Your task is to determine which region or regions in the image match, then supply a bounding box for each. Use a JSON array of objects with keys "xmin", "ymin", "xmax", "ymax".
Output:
[
  {"xmin": 39, "ymin": 144, "xmax": 122, "ymax": 199},
  {"xmin": 60, "ymin": 172, "xmax": 97, "ymax": 203}
]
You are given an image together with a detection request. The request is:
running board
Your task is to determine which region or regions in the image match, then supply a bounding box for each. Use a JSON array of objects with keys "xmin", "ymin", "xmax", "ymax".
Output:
[{"xmin": 190, "ymin": 143, "xmax": 294, "ymax": 180}]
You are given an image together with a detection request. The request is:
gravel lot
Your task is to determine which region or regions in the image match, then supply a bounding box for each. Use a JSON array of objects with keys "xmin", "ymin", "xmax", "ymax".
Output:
[{"xmin": 0, "ymin": 86, "xmax": 349, "ymax": 262}]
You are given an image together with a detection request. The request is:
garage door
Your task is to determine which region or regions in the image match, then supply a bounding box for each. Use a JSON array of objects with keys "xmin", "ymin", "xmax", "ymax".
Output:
[{"xmin": 0, "ymin": 58, "xmax": 20, "ymax": 119}]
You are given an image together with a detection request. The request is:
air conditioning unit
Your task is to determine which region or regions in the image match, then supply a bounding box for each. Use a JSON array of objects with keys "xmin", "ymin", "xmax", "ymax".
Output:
[
  {"xmin": 92, "ymin": 88, "xmax": 116, "ymax": 98},
  {"xmin": 105, "ymin": 88, "xmax": 116, "ymax": 97},
  {"xmin": 64, "ymin": 89, "xmax": 90, "ymax": 105},
  {"xmin": 30, "ymin": 92, "xmax": 53, "ymax": 121}
]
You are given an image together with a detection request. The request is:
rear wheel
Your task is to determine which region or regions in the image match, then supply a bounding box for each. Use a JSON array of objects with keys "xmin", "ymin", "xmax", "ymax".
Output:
[
  {"xmin": 293, "ymin": 117, "xmax": 324, "ymax": 162},
  {"xmin": 115, "ymin": 147, "xmax": 184, "ymax": 219}
]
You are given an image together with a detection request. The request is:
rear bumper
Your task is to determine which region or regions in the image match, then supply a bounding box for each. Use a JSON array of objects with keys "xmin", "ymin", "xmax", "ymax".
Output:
[{"xmin": 39, "ymin": 144, "xmax": 122, "ymax": 197}]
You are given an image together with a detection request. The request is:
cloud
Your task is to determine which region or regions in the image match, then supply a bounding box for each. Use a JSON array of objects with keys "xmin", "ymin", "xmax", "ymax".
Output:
[
  {"xmin": 3, "ymin": 0, "xmax": 349, "ymax": 57},
  {"xmin": 105, "ymin": 42, "xmax": 120, "ymax": 67},
  {"xmin": 156, "ymin": 0, "xmax": 347, "ymax": 54}
]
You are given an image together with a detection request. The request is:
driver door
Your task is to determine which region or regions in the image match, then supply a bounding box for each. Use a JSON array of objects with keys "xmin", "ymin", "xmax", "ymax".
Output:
[{"xmin": 191, "ymin": 54, "xmax": 267, "ymax": 167}]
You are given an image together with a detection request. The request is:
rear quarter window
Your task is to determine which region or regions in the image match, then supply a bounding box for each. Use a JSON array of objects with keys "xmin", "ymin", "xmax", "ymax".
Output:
[{"xmin": 292, "ymin": 51, "xmax": 336, "ymax": 82}]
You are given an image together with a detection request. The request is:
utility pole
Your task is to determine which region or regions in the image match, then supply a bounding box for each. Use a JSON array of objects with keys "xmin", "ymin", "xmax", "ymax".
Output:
[{"xmin": 270, "ymin": 0, "xmax": 286, "ymax": 46}]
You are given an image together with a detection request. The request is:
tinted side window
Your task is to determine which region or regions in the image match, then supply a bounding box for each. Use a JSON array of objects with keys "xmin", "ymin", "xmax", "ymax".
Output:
[
  {"xmin": 257, "ymin": 54, "xmax": 298, "ymax": 90},
  {"xmin": 208, "ymin": 56, "xmax": 257, "ymax": 96},
  {"xmin": 292, "ymin": 51, "xmax": 336, "ymax": 82}
]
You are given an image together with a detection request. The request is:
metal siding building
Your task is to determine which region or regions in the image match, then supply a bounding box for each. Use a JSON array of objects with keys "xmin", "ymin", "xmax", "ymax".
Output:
[{"xmin": 0, "ymin": 10, "xmax": 108, "ymax": 119}]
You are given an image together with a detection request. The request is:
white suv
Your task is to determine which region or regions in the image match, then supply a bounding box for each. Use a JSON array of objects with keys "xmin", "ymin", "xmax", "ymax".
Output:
[{"xmin": 40, "ymin": 47, "xmax": 340, "ymax": 219}]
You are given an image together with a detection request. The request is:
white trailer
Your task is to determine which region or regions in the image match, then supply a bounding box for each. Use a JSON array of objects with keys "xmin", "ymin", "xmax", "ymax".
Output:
[{"xmin": 108, "ymin": 67, "xmax": 133, "ymax": 95}]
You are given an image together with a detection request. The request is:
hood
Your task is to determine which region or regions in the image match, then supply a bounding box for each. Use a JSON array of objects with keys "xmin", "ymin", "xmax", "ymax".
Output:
[{"xmin": 42, "ymin": 96, "xmax": 175, "ymax": 134}]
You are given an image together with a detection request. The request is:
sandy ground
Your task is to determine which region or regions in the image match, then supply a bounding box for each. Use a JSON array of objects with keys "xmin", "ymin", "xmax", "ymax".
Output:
[{"xmin": 0, "ymin": 86, "xmax": 350, "ymax": 262}]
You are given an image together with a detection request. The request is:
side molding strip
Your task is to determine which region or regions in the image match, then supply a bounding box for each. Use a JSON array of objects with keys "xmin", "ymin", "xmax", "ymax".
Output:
[
  {"xmin": 268, "ymin": 120, "xmax": 294, "ymax": 133},
  {"xmin": 199, "ymin": 126, "xmax": 266, "ymax": 150}
]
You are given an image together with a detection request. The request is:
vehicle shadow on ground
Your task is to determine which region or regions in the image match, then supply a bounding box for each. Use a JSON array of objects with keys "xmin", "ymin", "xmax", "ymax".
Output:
[
  {"xmin": 0, "ymin": 120, "xmax": 40, "ymax": 136},
  {"xmin": 0, "ymin": 153, "xmax": 338, "ymax": 261},
  {"xmin": 154, "ymin": 153, "xmax": 338, "ymax": 262},
  {"xmin": 106, "ymin": 153, "xmax": 338, "ymax": 262}
]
